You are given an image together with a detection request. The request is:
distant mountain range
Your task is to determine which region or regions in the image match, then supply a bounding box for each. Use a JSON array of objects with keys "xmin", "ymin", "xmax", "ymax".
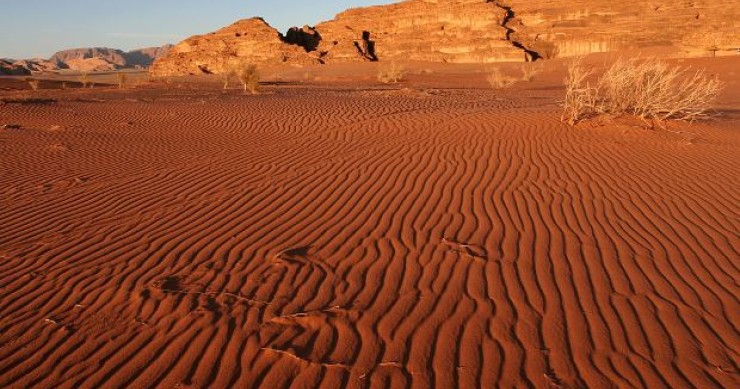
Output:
[{"xmin": 1, "ymin": 45, "xmax": 173, "ymax": 75}]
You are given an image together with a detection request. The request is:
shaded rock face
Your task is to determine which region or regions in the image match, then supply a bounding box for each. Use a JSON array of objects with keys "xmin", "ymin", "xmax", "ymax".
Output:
[
  {"xmin": 150, "ymin": 18, "xmax": 319, "ymax": 76},
  {"xmin": 503, "ymin": 0, "xmax": 740, "ymax": 58},
  {"xmin": 125, "ymin": 45, "xmax": 174, "ymax": 67},
  {"xmin": 0, "ymin": 59, "xmax": 31, "ymax": 76},
  {"xmin": 284, "ymin": 26, "xmax": 322, "ymax": 52}
]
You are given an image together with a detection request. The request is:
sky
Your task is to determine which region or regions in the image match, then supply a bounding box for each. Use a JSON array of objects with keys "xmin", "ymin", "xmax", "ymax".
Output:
[{"xmin": 1, "ymin": 1, "xmax": 398, "ymax": 59}]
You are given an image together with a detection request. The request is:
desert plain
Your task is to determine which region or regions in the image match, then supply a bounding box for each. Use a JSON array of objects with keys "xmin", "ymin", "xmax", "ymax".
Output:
[{"xmin": 0, "ymin": 54, "xmax": 738, "ymax": 388}]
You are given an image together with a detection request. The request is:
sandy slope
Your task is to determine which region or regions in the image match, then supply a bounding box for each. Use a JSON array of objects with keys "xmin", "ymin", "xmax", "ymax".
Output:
[{"xmin": 0, "ymin": 58, "xmax": 738, "ymax": 388}]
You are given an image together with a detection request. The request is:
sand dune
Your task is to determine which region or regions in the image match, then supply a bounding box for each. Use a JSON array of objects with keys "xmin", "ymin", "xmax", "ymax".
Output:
[{"xmin": 0, "ymin": 60, "xmax": 738, "ymax": 388}]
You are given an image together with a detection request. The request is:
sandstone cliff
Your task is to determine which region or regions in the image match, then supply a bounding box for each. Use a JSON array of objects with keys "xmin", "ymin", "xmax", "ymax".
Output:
[
  {"xmin": 313, "ymin": 0, "xmax": 526, "ymax": 63},
  {"xmin": 150, "ymin": 18, "xmax": 318, "ymax": 76},
  {"xmin": 502, "ymin": 0, "xmax": 740, "ymax": 57},
  {"xmin": 151, "ymin": 0, "xmax": 740, "ymax": 76}
]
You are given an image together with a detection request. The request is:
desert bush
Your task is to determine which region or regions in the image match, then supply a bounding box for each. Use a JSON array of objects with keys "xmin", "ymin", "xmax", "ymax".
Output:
[
  {"xmin": 79, "ymin": 72, "xmax": 89, "ymax": 88},
  {"xmin": 520, "ymin": 62, "xmax": 544, "ymax": 82},
  {"xmin": 600, "ymin": 58, "xmax": 722, "ymax": 122},
  {"xmin": 378, "ymin": 62, "xmax": 406, "ymax": 84},
  {"xmin": 223, "ymin": 69, "xmax": 235, "ymax": 90},
  {"xmin": 486, "ymin": 67, "xmax": 517, "ymax": 89},
  {"xmin": 26, "ymin": 78, "xmax": 41, "ymax": 91},
  {"xmin": 561, "ymin": 57, "xmax": 598, "ymax": 125},
  {"xmin": 231, "ymin": 61, "xmax": 260, "ymax": 95},
  {"xmin": 117, "ymin": 72, "xmax": 127, "ymax": 89},
  {"xmin": 562, "ymin": 57, "xmax": 723, "ymax": 125}
]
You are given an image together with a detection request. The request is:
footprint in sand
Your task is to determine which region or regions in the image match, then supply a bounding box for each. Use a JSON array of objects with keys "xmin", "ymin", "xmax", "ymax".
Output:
[{"xmin": 441, "ymin": 237, "xmax": 489, "ymax": 261}]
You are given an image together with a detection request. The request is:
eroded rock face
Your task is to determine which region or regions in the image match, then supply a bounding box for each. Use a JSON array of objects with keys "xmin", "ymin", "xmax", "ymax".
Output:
[
  {"xmin": 151, "ymin": 0, "xmax": 739, "ymax": 76},
  {"xmin": 151, "ymin": 1, "xmax": 530, "ymax": 75},
  {"xmin": 150, "ymin": 18, "xmax": 318, "ymax": 76},
  {"xmin": 126, "ymin": 45, "xmax": 174, "ymax": 67},
  {"xmin": 503, "ymin": 0, "xmax": 740, "ymax": 58},
  {"xmin": 314, "ymin": 0, "xmax": 526, "ymax": 63}
]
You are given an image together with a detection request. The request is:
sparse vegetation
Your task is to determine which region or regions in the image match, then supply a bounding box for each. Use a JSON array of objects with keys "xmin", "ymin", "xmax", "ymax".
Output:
[
  {"xmin": 562, "ymin": 57, "xmax": 723, "ymax": 126},
  {"xmin": 233, "ymin": 62, "xmax": 260, "ymax": 95},
  {"xmin": 26, "ymin": 78, "xmax": 41, "ymax": 91},
  {"xmin": 520, "ymin": 62, "xmax": 544, "ymax": 82},
  {"xmin": 223, "ymin": 69, "xmax": 235, "ymax": 90},
  {"xmin": 377, "ymin": 62, "xmax": 406, "ymax": 84},
  {"xmin": 79, "ymin": 72, "xmax": 89, "ymax": 88},
  {"xmin": 486, "ymin": 67, "xmax": 517, "ymax": 89},
  {"xmin": 562, "ymin": 57, "xmax": 597, "ymax": 125},
  {"xmin": 117, "ymin": 72, "xmax": 127, "ymax": 89}
]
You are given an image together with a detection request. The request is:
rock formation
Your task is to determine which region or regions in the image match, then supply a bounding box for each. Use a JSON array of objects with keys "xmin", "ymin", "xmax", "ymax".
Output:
[
  {"xmin": 151, "ymin": 0, "xmax": 529, "ymax": 76},
  {"xmin": 313, "ymin": 0, "xmax": 526, "ymax": 63},
  {"xmin": 1, "ymin": 45, "xmax": 173, "ymax": 75},
  {"xmin": 150, "ymin": 18, "xmax": 318, "ymax": 76},
  {"xmin": 50, "ymin": 48, "xmax": 128, "ymax": 69},
  {"xmin": 151, "ymin": 0, "xmax": 740, "ymax": 76},
  {"xmin": 0, "ymin": 58, "xmax": 59, "ymax": 75},
  {"xmin": 50, "ymin": 46, "xmax": 173, "ymax": 71},
  {"xmin": 125, "ymin": 45, "xmax": 174, "ymax": 67},
  {"xmin": 502, "ymin": 0, "xmax": 740, "ymax": 57},
  {"xmin": 0, "ymin": 59, "xmax": 31, "ymax": 76}
]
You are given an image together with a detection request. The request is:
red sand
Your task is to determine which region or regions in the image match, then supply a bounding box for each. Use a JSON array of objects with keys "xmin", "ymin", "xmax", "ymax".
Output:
[{"xmin": 0, "ymin": 57, "xmax": 738, "ymax": 388}]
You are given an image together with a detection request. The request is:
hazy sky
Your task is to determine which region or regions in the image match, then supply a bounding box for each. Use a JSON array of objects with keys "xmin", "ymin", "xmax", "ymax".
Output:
[{"xmin": 1, "ymin": 1, "xmax": 397, "ymax": 59}]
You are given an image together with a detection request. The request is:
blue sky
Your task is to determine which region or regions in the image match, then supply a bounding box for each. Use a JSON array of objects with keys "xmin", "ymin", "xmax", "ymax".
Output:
[{"xmin": 1, "ymin": 1, "xmax": 397, "ymax": 59}]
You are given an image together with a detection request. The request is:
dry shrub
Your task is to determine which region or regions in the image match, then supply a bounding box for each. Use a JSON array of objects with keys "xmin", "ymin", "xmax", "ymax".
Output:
[
  {"xmin": 223, "ymin": 70, "xmax": 234, "ymax": 90},
  {"xmin": 562, "ymin": 57, "xmax": 723, "ymax": 125},
  {"xmin": 486, "ymin": 67, "xmax": 517, "ymax": 89},
  {"xmin": 26, "ymin": 78, "xmax": 40, "ymax": 91},
  {"xmin": 116, "ymin": 72, "xmax": 127, "ymax": 89},
  {"xmin": 79, "ymin": 72, "xmax": 89, "ymax": 88},
  {"xmin": 562, "ymin": 57, "xmax": 598, "ymax": 125},
  {"xmin": 378, "ymin": 62, "xmax": 406, "ymax": 84},
  {"xmin": 229, "ymin": 61, "xmax": 260, "ymax": 95},
  {"xmin": 521, "ymin": 62, "xmax": 544, "ymax": 82}
]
